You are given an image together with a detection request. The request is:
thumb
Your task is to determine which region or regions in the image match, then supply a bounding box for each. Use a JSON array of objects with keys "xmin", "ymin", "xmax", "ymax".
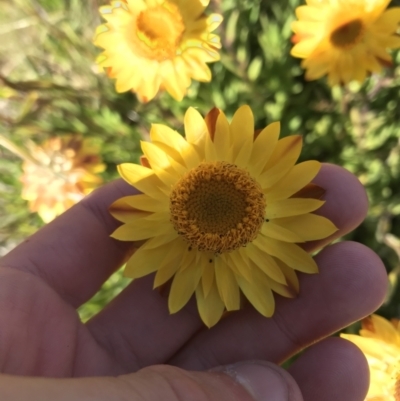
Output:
[{"xmin": 0, "ymin": 361, "xmax": 303, "ymax": 401}]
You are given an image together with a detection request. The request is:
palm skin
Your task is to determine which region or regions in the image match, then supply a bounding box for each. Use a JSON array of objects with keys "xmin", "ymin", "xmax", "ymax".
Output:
[{"xmin": 0, "ymin": 165, "xmax": 387, "ymax": 401}]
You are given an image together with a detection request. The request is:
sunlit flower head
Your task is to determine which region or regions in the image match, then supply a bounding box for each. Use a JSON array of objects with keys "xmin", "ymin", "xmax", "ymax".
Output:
[
  {"xmin": 342, "ymin": 314, "xmax": 400, "ymax": 401},
  {"xmin": 291, "ymin": 0, "xmax": 400, "ymax": 86},
  {"xmin": 109, "ymin": 105, "xmax": 337, "ymax": 327},
  {"xmin": 21, "ymin": 136, "xmax": 105, "ymax": 223},
  {"xmin": 94, "ymin": 0, "xmax": 222, "ymax": 102}
]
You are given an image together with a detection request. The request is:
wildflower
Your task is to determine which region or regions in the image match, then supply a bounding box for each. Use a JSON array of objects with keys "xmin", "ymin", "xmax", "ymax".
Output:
[
  {"xmin": 291, "ymin": 0, "xmax": 400, "ymax": 86},
  {"xmin": 21, "ymin": 136, "xmax": 104, "ymax": 223},
  {"xmin": 342, "ymin": 314, "xmax": 400, "ymax": 400},
  {"xmin": 94, "ymin": 0, "xmax": 222, "ymax": 102},
  {"xmin": 110, "ymin": 105, "xmax": 337, "ymax": 327}
]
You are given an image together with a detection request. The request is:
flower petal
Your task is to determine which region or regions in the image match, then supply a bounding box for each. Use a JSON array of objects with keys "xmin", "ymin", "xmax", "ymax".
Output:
[
  {"xmin": 236, "ymin": 268, "xmax": 275, "ymax": 317},
  {"xmin": 247, "ymin": 243, "xmax": 287, "ymax": 284},
  {"xmin": 169, "ymin": 259, "xmax": 202, "ymax": 314},
  {"xmin": 153, "ymin": 239, "xmax": 187, "ymax": 287},
  {"xmin": 195, "ymin": 282, "xmax": 225, "ymax": 328},
  {"xmin": 248, "ymin": 122, "xmax": 280, "ymax": 177},
  {"xmin": 184, "ymin": 107, "xmax": 208, "ymax": 147},
  {"xmin": 124, "ymin": 241, "xmax": 171, "ymax": 279},
  {"xmin": 265, "ymin": 198, "xmax": 325, "ymax": 219},
  {"xmin": 215, "ymin": 256, "xmax": 241, "ymax": 311},
  {"xmin": 110, "ymin": 212, "xmax": 171, "ymax": 241},
  {"xmin": 266, "ymin": 160, "xmax": 321, "ymax": 200},
  {"xmin": 117, "ymin": 163, "xmax": 167, "ymax": 197},
  {"xmin": 254, "ymin": 236, "xmax": 318, "ymax": 274},
  {"xmin": 273, "ymin": 213, "xmax": 337, "ymax": 242}
]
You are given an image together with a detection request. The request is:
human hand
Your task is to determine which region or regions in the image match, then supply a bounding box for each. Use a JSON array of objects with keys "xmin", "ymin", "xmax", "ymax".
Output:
[{"xmin": 0, "ymin": 164, "xmax": 386, "ymax": 400}]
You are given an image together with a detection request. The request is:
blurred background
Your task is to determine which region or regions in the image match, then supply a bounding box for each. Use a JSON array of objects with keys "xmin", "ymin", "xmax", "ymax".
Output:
[{"xmin": 1, "ymin": 0, "xmax": 400, "ymax": 328}]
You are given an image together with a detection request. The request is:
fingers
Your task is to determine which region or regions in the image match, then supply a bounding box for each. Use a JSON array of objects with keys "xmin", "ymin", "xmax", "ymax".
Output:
[
  {"xmin": 288, "ymin": 337, "xmax": 369, "ymax": 401},
  {"xmin": 169, "ymin": 241, "xmax": 387, "ymax": 370},
  {"xmin": 303, "ymin": 163, "xmax": 368, "ymax": 252},
  {"xmin": 0, "ymin": 363, "xmax": 302, "ymax": 401},
  {"xmin": 85, "ymin": 165, "xmax": 372, "ymax": 370},
  {"xmin": 0, "ymin": 180, "xmax": 138, "ymax": 307}
]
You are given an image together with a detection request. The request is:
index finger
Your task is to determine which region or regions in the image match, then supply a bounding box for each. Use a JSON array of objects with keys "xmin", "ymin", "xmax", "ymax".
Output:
[{"xmin": 0, "ymin": 179, "xmax": 138, "ymax": 307}]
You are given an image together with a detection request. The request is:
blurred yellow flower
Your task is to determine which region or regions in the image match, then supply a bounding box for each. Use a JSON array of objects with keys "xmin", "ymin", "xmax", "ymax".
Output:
[
  {"xmin": 342, "ymin": 314, "xmax": 400, "ymax": 401},
  {"xmin": 291, "ymin": 0, "xmax": 400, "ymax": 86},
  {"xmin": 94, "ymin": 0, "xmax": 222, "ymax": 102},
  {"xmin": 21, "ymin": 136, "xmax": 105, "ymax": 223},
  {"xmin": 109, "ymin": 105, "xmax": 337, "ymax": 327}
]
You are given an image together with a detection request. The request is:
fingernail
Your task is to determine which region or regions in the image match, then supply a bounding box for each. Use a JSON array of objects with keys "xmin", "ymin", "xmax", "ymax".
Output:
[{"xmin": 215, "ymin": 361, "xmax": 292, "ymax": 401}]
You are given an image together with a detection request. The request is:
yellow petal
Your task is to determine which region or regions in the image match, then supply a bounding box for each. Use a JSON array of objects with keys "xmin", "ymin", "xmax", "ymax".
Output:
[
  {"xmin": 228, "ymin": 249, "xmax": 253, "ymax": 282},
  {"xmin": 275, "ymin": 258, "xmax": 300, "ymax": 294},
  {"xmin": 150, "ymin": 125, "xmax": 186, "ymax": 157},
  {"xmin": 273, "ymin": 213, "xmax": 337, "ymax": 242},
  {"xmin": 150, "ymin": 124, "xmax": 200, "ymax": 169},
  {"xmin": 153, "ymin": 239, "xmax": 187, "ymax": 287},
  {"xmin": 248, "ymin": 122, "xmax": 280, "ymax": 177},
  {"xmin": 201, "ymin": 256, "xmax": 215, "ymax": 297},
  {"xmin": 124, "ymin": 241, "xmax": 171, "ymax": 278},
  {"xmin": 265, "ymin": 160, "xmax": 321, "ymax": 200},
  {"xmin": 259, "ymin": 135, "xmax": 303, "ymax": 186},
  {"xmin": 265, "ymin": 198, "xmax": 325, "ymax": 219},
  {"xmin": 196, "ymin": 283, "xmax": 225, "ymax": 328},
  {"xmin": 291, "ymin": 38, "xmax": 320, "ymax": 58},
  {"xmin": 109, "ymin": 196, "xmax": 150, "ymax": 223},
  {"xmin": 110, "ymin": 212, "xmax": 171, "ymax": 241},
  {"xmin": 141, "ymin": 141, "xmax": 170, "ymax": 169},
  {"xmin": 247, "ymin": 243, "xmax": 287, "ymax": 284},
  {"xmin": 204, "ymin": 123, "xmax": 218, "ymax": 161},
  {"xmin": 340, "ymin": 334, "xmax": 390, "ymax": 360},
  {"xmin": 361, "ymin": 314, "xmax": 400, "ymax": 346},
  {"xmin": 373, "ymin": 7, "xmax": 400, "ymax": 34},
  {"xmin": 215, "ymin": 257, "xmax": 241, "ymax": 311},
  {"xmin": 110, "ymin": 194, "xmax": 168, "ymax": 213},
  {"xmin": 141, "ymin": 141, "xmax": 182, "ymax": 181},
  {"xmin": 254, "ymin": 235, "xmax": 318, "ymax": 274},
  {"xmin": 184, "ymin": 107, "xmax": 208, "ymax": 146},
  {"xmin": 169, "ymin": 261, "xmax": 202, "ymax": 314},
  {"xmin": 233, "ymin": 137, "xmax": 253, "ymax": 169},
  {"xmin": 213, "ymin": 111, "xmax": 231, "ymax": 160},
  {"xmin": 260, "ymin": 221, "xmax": 305, "ymax": 243},
  {"xmin": 230, "ymin": 105, "xmax": 254, "ymax": 160},
  {"xmin": 265, "ymin": 276, "xmax": 297, "ymax": 298},
  {"xmin": 140, "ymin": 230, "xmax": 179, "ymax": 250},
  {"xmin": 236, "ymin": 268, "xmax": 275, "ymax": 317},
  {"xmin": 117, "ymin": 163, "xmax": 167, "ymax": 197}
]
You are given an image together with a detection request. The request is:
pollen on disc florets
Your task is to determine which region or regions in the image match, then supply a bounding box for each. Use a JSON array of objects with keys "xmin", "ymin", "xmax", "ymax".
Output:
[{"xmin": 169, "ymin": 161, "xmax": 266, "ymax": 253}]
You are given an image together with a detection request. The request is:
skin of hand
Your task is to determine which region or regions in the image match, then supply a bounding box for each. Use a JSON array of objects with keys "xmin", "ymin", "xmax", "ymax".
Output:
[{"xmin": 0, "ymin": 164, "xmax": 387, "ymax": 401}]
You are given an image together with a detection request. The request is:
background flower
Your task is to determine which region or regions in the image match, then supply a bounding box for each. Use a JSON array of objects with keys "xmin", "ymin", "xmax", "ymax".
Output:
[
  {"xmin": 342, "ymin": 314, "xmax": 400, "ymax": 401},
  {"xmin": 94, "ymin": 0, "xmax": 222, "ymax": 102},
  {"xmin": 20, "ymin": 136, "xmax": 105, "ymax": 223},
  {"xmin": 109, "ymin": 105, "xmax": 336, "ymax": 327},
  {"xmin": 291, "ymin": 0, "xmax": 400, "ymax": 86}
]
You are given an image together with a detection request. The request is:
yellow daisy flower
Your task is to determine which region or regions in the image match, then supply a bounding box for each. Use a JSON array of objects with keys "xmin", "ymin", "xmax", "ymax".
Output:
[
  {"xmin": 342, "ymin": 314, "xmax": 400, "ymax": 401},
  {"xmin": 94, "ymin": 0, "xmax": 222, "ymax": 102},
  {"xmin": 21, "ymin": 136, "xmax": 105, "ymax": 223},
  {"xmin": 291, "ymin": 0, "xmax": 400, "ymax": 86},
  {"xmin": 110, "ymin": 105, "xmax": 337, "ymax": 327}
]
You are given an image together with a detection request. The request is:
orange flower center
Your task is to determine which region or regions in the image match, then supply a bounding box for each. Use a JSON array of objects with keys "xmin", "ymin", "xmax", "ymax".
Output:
[
  {"xmin": 135, "ymin": 3, "xmax": 185, "ymax": 61},
  {"xmin": 169, "ymin": 162, "xmax": 266, "ymax": 253},
  {"xmin": 330, "ymin": 19, "xmax": 364, "ymax": 49}
]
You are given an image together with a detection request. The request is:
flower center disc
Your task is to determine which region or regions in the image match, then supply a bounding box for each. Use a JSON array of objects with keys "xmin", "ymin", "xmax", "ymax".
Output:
[
  {"xmin": 136, "ymin": 3, "xmax": 185, "ymax": 60},
  {"xmin": 169, "ymin": 162, "xmax": 266, "ymax": 253},
  {"xmin": 330, "ymin": 19, "xmax": 363, "ymax": 48}
]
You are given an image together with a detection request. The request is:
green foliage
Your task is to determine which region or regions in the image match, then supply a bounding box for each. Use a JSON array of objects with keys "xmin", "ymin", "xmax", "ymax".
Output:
[{"xmin": 1, "ymin": 0, "xmax": 400, "ymax": 329}]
